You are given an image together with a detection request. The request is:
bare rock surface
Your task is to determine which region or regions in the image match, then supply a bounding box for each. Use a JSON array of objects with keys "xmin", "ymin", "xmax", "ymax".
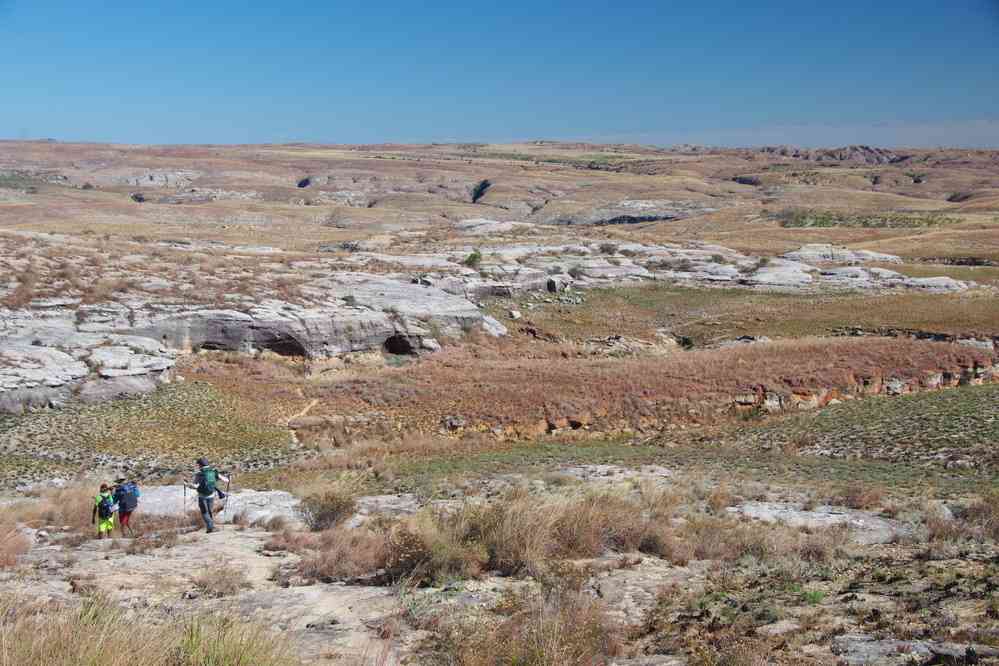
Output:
[
  {"xmin": 0, "ymin": 328, "xmax": 176, "ymax": 413},
  {"xmin": 535, "ymin": 199, "xmax": 717, "ymax": 225},
  {"xmin": 1, "ymin": 526, "xmax": 404, "ymax": 664},
  {"xmin": 454, "ymin": 217, "xmax": 536, "ymax": 235},
  {"xmin": 591, "ymin": 556, "xmax": 708, "ymax": 626},
  {"xmin": 728, "ymin": 502, "xmax": 909, "ymax": 545},
  {"xmin": 139, "ymin": 485, "xmax": 303, "ymax": 526},
  {"xmin": 783, "ymin": 244, "xmax": 903, "ymax": 264},
  {"xmin": 830, "ymin": 633, "xmax": 999, "ymax": 665}
]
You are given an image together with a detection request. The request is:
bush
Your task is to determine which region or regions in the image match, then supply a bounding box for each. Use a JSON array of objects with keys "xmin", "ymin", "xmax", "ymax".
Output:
[
  {"xmin": 295, "ymin": 489, "xmax": 694, "ymax": 584},
  {"xmin": 774, "ymin": 207, "xmax": 958, "ymax": 229},
  {"xmin": 469, "ymin": 179, "xmax": 492, "ymax": 203},
  {"xmin": 462, "ymin": 249, "xmax": 482, "ymax": 268},
  {"xmin": 300, "ymin": 489, "xmax": 356, "ymax": 531}
]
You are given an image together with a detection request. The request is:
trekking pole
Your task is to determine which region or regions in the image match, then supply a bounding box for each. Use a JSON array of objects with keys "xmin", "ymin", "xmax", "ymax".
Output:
[{"xmin": 222, "ymin": 476, "xmax": 233, "ymax": 523}]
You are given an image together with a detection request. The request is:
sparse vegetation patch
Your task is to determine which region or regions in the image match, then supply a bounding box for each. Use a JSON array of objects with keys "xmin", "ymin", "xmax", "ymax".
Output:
[{"xmin": 775, "ymin": 208, "xmax": 960, "ymax": 228}]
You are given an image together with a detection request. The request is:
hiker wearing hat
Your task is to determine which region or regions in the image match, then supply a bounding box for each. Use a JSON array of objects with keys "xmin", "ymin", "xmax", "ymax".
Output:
[
  {"xmin": 91, "ymin": 483, "xmax": 116, "ymax": 539},
  {"xmin": 113, "ymin": 477, "xmax": 141, "ymax": 538},
  {"xmin": 184, "ymin": 458, "xmax": 229, "ymax": 534}
]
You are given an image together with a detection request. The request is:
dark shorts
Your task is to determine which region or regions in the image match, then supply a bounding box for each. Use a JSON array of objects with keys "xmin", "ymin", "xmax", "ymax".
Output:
[{"xmin": 119, "ymin": 510, "xmax": 133, "ymax": 526}]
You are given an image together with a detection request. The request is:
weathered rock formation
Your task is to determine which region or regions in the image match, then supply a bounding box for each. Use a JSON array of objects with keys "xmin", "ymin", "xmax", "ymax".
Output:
[
  {"xmin": 0, "ymin": 231, "xmax": 979, "ymax": 413},
  {"xmin": 758, "ymin": 145, "xmax": 907, "ymax": 165},
  {"xmin": 782, "ymin": 244, "xmax": 903, "ymax": 265},
  {"xmin": 0, "ymin": 273, "xmax": 506, "ymax": 414}
]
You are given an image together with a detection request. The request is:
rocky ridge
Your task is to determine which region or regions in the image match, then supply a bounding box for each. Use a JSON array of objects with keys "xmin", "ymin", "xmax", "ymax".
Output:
[{"xmin": 0, "ymin": 228, "xmax": 981, "ymax": 414}]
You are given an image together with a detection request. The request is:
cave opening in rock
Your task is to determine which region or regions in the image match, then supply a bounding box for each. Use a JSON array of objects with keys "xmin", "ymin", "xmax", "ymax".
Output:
[
  {"xmin": 258, "ymin": 334, "xmax": 308, "ymax": 357},
  {"xmin": 383, "ymin": 334, "xmax": 416, "ymax": 355}
]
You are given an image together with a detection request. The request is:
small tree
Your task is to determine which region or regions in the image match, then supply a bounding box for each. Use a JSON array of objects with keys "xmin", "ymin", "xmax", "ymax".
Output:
[{"xmin": 463, "ymin": 249, "xmax": 482, "ymax": 269}]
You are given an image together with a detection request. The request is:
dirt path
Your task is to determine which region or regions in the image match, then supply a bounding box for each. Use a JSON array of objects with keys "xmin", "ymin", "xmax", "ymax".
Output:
[{"xmin": 285, "ymin": 398, "xmax": 320, "ymax": 425}]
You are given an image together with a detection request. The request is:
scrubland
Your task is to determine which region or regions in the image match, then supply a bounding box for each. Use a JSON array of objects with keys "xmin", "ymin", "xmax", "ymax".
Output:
[{"xmin": 2, "ymin": 140, "xmax": 999, "ymax": 663}]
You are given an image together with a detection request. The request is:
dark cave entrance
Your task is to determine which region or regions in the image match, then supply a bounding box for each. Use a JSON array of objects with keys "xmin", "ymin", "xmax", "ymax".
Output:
[
  {"xmin": 383, "ymin": 334, "xmax": 417, "ymax": 355},
  {"xmin": 258, "ymin": 334, "xmax": 308, "ymax": 357}
]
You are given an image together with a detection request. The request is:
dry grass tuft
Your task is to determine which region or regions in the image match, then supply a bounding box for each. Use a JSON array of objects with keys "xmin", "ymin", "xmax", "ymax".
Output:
[
  {"xmin": 191, "ymin": 562, "xmax": 251, "ymax": 598},
  {"xmin": 688, "ymin": 638, "xmax": 774, "ymax": 666},
  {"xmin": 2, "ymin": 264, "xmax": 38, "ymax": 308},
  {"xmin": 0, "ymin": 594, "xmax": 297, "ymax": 666},
  {"xmin": 124, "ymin": 531, "xmax": 179, "ymax": 555},
  {"xmin": 16, "ymin": 485, "xmax": 100, "ymax": 535},
  {"xmin": 832, "ymin": 483, "xmax": 886, "ymax": 511},
  {"xmin": 296, "ymin": 527, "xmax": 390, "ymax": 581},
  {"xmin": 0, "ymin": 528, "xmax": 29, "ymax": 568},
  {"xmin": 300, "ymin": 488, "xmax": 357, "ymax": 531},
  {"xmin": 433, "ymin": 589, "xmax": 620, "ymax": 666},
  {"xmin": 965, "ymin": 491, "xmax": 999, "ymax": 540},
  {"xmin": 707, "ymin": 483, "xmax": 735, "ymax": 513},
  {"xmin": 679, "ymin": 515, "xmax": 842, "ymax": 565}
]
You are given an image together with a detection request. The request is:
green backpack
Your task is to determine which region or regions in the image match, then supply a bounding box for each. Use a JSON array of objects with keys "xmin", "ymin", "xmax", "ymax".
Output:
[
  {"xmin": 97, "ymin": 494, "xmax": 115, "ymax": 520},
  {"xmin": 198, "ymin": 467, "xmax": 218, "ymax": 495}
]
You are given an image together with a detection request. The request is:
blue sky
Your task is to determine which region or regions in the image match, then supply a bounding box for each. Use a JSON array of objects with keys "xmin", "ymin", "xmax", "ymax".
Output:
[{"xmin": 1, "ymin": 1, "xmax": 997, "ymax": 146}]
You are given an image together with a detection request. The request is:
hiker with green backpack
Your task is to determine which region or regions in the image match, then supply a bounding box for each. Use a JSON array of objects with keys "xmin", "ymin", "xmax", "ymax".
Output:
[
  {"xmin": 185, "ymin": 458, "xmax": 230, "ymax": 533},
  {"xmin": 91, "ymin": 483, "xmax": 116, "ymax": 539}
]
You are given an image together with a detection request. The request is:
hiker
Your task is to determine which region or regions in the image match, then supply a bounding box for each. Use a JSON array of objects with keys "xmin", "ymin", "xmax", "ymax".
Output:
[
  {"xmin": 91, "ymin": 483, "xmax": 116, "ymax": 539},
  {"xmin": 113, "ymin": 477, "xmax": 140, "ymax": 537},
  {"xmin": 185, "ymin": 458, "xmax": 229, "ymax": 533}
]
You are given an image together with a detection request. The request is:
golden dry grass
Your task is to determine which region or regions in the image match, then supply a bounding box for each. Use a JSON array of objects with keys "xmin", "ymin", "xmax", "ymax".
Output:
[
  {"xmin": 511, "ymin": 284, "xmax": 999, "ymax": 344},
  {"xmin": 299, "ymin": 337, "xmax": 994, "ymax": 434},
  {"xmin": 0, "ymin": 528, "xmax": 29, "ymax": 569},
  {"xmin": 0, "ymin": 595, "xmax": 297, "ymax": 666},
  {"xmin": 433, "ymin": 589, "xmax": 621, "ymax": 666}
]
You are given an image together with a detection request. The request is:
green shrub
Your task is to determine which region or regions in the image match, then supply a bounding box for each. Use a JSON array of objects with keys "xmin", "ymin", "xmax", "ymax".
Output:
[
  {"xmin": 774, "ymin": 208, "xmax": 959, "ymax": 228},
  {"xmin": 462, "ymin": 249, "xmax": 482, "ymax": 268}
]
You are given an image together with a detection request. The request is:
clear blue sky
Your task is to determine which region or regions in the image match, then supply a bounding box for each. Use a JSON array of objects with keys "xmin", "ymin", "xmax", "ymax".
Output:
[{"xmin": 1, "ymin": 0, "xmax": 997, "ymax": 146}]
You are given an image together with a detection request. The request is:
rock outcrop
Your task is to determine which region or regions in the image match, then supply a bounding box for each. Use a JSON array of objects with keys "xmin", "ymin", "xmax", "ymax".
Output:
[
  {"xmin": 534, "ymin": 199, "xmax": 717, "ymax": 225},
  {"xmin": 0, "ymin": 328, "xmax": 176, "ymax": 414},
  {"xmin": 759, "ymin": 145, "xmax": 907, "ymax": 165},
  {"xmin": 728, "ymin": 502, "xmax": 908, "ymax": 545},
  {"xmin": 140, "ymin": 485, "xmax": 302, "ymax": 526},
  {"xmin": 782, "ymin": 244, "xmax": 903, "ymax": 265},
  {"xmin": 0, "ymin": 231, "xmax": 976, "ymax": 413},
  {"xmin": 0, "ymin": 273, "xmax": 505, "ymax": 414}
]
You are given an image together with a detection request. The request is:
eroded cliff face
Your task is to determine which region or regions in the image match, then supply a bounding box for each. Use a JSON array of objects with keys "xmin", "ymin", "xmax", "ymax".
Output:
[{"xmin": 0, "ymin": 271, "xmax": 507, "ymax": 414}]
